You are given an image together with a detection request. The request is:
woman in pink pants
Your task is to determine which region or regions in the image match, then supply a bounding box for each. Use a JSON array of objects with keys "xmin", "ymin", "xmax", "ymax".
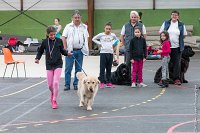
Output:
[{"xmin": 35, "ymin": 26, "xmax": 71, "ymax": 109}]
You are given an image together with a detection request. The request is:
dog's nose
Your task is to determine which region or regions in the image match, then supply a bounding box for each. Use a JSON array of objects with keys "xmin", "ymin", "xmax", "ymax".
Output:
[{"xmin": 89, "ymin": 88, "xmax": 93, "ymax": 93}]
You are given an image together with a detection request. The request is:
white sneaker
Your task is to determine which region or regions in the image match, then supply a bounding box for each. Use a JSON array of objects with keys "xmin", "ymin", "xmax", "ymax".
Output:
[
  {"xmin": 138, "ymin": 83, "xmax": 147, "ymax": 87},
  {"xmin": 131, "ymin": 83, "xmax": 136, "ymax": 88}
]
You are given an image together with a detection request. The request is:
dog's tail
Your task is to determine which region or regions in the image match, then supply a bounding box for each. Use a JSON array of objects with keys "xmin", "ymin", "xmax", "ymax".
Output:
[{"xmin": 76, "ymin": 72, "xmax": 85, "ymax": 80}]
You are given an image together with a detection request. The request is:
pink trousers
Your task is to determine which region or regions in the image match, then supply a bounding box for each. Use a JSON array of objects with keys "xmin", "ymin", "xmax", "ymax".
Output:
[
  {"xmin": 132, "ymin": 60, "xmax": 143, "ymax": 83},
  {"xmin": 47, "ymin": 68, "xmax": 62, "ymax": 101}
]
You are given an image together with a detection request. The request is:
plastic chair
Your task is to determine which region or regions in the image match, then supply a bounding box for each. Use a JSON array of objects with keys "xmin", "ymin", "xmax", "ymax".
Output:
[
  {"xmin": 8, "ymin": 37, "xmax": 17, "ymax": 46},
  {"xmin": 2, "ymin": 48, "xmax": 26, "ymax": 79}
]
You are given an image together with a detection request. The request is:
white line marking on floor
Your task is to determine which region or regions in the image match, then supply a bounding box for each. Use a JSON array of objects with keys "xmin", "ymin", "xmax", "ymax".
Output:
[
  {"xmin": 0, "ymin": 79, "xmax": 46, "ymax": 98},
  {"xmin": 102, "ymin": 112, "xmax": 108, "ymax": 114},
  {"xmin": 0, "ymin": 79, "xmax": 31, "ymax": 93},
  {"xmin": 90, "ymin": 114, "xmax": 98, "ymax": 116},
  {"xmin": 50, "ymin": 121, "xmax": 59, "ymax": 124},
  {"xmin": 0, "ymin": 89, "xmax": 48, "ymax": 117},
  {"xmin": 0, "ymin": 129, "xmax": 8, "ymax": 132},
  {"xmin": 78, "ymin": 116, "xmax": 87, "ymax": 119},
  {"xmin": 16, "ymin": 126, "xmax": 26, "ymax": 129},
  {"xmin": 121, "ymin": 107, "xmax": 127, "ymax": 109},
  {"xmin": 0, "ymin": 98, "xmax": 49, "ymax": 130},
  {"xmin": 34, "ymin": 124, "xmax": 43, "ymax": 127}
]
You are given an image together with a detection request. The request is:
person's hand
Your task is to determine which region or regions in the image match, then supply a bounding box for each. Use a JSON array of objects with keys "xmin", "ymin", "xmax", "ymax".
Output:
[
  {"xmin": 116, "ymin": 59, "xmax": 119, "ymax": 64},
  {"xmin": 143, "ymin": 58, "xmax": 146, "ymax": 62},
  {"xmin": 35, "ymin": 59, "xmax": 39, "ymax": 64},
  {"xmin": 119, "ymin": 42, "xmax": 124, "ymax": 47},
  {"xmin": 157, "ymin": 50, "xmax": 162, "ymax": 54},
  {"xmin": 67, "ymin": 52, "xmax": 73, "ymax": 56},
  {"xmin": 130, "ymin": 59, "xmax": 134, "ymax": 63}
]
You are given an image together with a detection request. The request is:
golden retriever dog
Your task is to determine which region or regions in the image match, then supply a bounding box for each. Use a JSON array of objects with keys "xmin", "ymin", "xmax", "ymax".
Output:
[{"xmin": 76, "ymin": 72, "xmax": 100, "ymax": 111}]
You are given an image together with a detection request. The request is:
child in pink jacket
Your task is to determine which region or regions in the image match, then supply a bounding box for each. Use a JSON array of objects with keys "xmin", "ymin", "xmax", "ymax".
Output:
[{"xmin": 157, "ymin": 31, "xmax": 171, "ymax": 88}]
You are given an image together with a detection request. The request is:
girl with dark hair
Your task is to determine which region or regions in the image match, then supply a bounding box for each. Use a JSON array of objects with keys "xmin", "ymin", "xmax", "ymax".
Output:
[
  {"xmin": 157, "ymin": 31, "xmax": 171, "ymax": 88},
  {"xmin": 129, "ymin": 26, "xmax": 147, "ymax": 88},
  {"xmin": 92, "ymin": 22, "xmax": 118, "ymax": 88},
  {"xmin": 35, "ymin": 26, "xmax": 71, "ymax": 109}
]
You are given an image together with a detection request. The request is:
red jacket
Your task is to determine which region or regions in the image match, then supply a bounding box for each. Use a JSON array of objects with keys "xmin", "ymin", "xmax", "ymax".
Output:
[{"xmin": 161, "ymin": 40, "xmax": 171, "ymax": 57}]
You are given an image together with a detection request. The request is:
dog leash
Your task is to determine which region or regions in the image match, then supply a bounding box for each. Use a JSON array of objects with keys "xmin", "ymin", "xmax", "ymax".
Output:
[{"xmin": 72, "ymin": 54, "xmax": 87, "ymax": 76}]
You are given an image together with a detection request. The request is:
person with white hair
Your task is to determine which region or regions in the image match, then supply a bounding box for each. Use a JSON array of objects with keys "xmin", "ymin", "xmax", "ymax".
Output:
[{"xmin": 120, "ymin": 10, "xmax": 147, "ymax": 83}]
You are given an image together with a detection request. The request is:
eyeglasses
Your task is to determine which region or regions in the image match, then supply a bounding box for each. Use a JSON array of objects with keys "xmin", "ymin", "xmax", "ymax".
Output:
[{"xmin": 171, "ymin": 13, "xmax": 179, "ymax": 16}]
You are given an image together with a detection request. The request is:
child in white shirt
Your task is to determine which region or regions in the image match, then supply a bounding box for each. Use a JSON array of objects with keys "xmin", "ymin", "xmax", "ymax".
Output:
[{"xmin": 92, "ymin": 22, "xmax": 118, "ymax": 88}]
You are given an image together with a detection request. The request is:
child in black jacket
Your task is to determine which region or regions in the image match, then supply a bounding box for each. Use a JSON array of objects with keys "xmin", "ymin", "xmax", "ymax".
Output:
[
  {"xmin": 129, "ymin": 26, "xmax": 147, "ymax": 88},
  {"xmin": 35, "ymin": 26, "xmax": 71, "ymax": 109}
]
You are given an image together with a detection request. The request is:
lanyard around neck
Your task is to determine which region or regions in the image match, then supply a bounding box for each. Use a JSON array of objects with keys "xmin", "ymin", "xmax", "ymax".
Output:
[{"xmin": 48, "ymin": 38, "xmax": 56, "ymax": 59}]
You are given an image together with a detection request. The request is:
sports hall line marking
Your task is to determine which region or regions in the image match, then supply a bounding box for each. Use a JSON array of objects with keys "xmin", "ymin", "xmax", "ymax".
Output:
[
  {"xmin": 26, "ymin": 88, "xmax": 166, "ymax": 130},
  {"xmin": 2, "ymin": 113, "xmax": 198, "ymax": 130},
  {"xmin": 167, "ymin": 120, "xmax": 200, "ymax": 133},
  {"xmin": 0, "ymin": 129, "xmax": 8, "ymax": 132},
  {"xmin": 0, "ymin": 79, "xmax": 31, "ymax": 93},
  {"xmin": 0, "ymin": 87, "xmax": 166, "ymax": 131},
  {"xmin": 16, "ymin": 126, "xmax": 26, "ymax": 129},
  {"xmin": 0, "ymin": 98, "xmax": 49, "ymax": 131},
  {"xmin": 0, "ymin": 79, "xmax": 46, "ymax": 98},
  {"xmin": 87, "ymin": 88, "xmax": 166, "ymax": 118},
  {"xmin": 0, "ymin": 89, "xmax": 48, "ymax": 117},
  {"xmin": 78, "ymin": 116, "xmax": 87, "ymax": 119},
  {"xmin": 34, "ymin": 124, "xmax": 43, "ymax": 127}
]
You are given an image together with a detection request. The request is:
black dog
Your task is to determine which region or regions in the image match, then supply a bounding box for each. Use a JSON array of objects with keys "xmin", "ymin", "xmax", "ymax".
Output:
[
  {"xmin": 111, "ymin": 63, "xmax": 131, "ymax": 85},
  {"xmin": 154, "ymin": 46, "xmax": 195, "ymax": 83}
]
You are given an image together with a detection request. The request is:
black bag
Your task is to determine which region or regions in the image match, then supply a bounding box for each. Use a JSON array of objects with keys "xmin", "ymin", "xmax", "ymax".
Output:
[
  {"xmin": 4, "ymin": 44, "xmax": 13, "ymax": 52},
  {"xmin": 26, "ymin": 44, "xmax": 40, "ymax": 52}
]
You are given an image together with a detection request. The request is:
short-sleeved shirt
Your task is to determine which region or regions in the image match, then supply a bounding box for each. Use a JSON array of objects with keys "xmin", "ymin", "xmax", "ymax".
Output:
[{"xmin": 62, "ymin": 22, "xmax": 89, "ymax": 55}]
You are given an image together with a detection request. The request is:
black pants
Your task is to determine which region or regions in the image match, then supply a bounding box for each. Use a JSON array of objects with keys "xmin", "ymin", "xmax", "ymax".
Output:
[
  {"xmin": 125, "ymin": 51, "xmax": 134, "ymax": 82},
  {"xmin": 125, "ymin": 51, "xmax": 131, "ymax": 69},
  {"xmin": 170, "ymin": 48, "xmax": 182, "ymax": 81},
  {"xmin": 99, "ymin": 53, "xmax": 113, "ymax": 83}
]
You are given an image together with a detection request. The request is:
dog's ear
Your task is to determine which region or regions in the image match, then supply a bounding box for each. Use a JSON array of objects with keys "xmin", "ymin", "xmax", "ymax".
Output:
[{"xmin": 96, "ymin": 79, "xmax": 100, "ymax": 84}]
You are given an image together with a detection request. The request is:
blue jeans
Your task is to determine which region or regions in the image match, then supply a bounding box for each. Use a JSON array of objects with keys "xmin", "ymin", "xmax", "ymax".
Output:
[{"xmin": 65, "ymin": 50, "xmax": 83, "ymax": 87}]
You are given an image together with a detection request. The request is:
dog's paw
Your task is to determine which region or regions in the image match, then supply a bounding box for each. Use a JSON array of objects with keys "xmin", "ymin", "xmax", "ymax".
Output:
[
  {"xmin": 87, "ymin": 107, "xmax": 92, "ymax": 111},
  {"xmin": 79, "ymin": 104, "xmax": 83, "ymax": 107},
  {"xmin": 183, "ymin": 80, "xmax": 188, "ymax": 83},
  {"xmin": 79, "ymin": 101, "xmax": 84, "ymax": 107}
]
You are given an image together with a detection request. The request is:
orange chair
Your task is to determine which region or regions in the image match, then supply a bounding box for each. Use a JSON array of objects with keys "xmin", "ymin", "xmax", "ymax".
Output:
[{"xmin": 2, "ymin": 48, "xmax": 26, "ymax": 78}]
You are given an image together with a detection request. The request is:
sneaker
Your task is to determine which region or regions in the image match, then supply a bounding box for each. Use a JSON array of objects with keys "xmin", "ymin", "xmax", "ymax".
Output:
[
  {"xmin": 138, "ymin": 83, "xmax": 147, "ymax": 87},
  {"xmin": 106, "ymin": 83, "xmax": 113, "ymax": 88},
  {"xmin": 64, "ymin": 86, "xmax": 70, "ymax": 91},
  {"xmin": 157, "ymin": 80, "xmax": 163, "ymax": 86},
  {"xmin": 100, "ymin": 83, "xmax": 105, "ymax": 88},
  {"xmin": 174, "ymin": 79, "xmax": 181, "ymax": 85},
  {"xmin": 131, "ymin": 83, "xmax": 136, "ymax": 88},
  {"xmin": 52, "ymin": 100, "xmax": 58, "ymax": 109}
]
